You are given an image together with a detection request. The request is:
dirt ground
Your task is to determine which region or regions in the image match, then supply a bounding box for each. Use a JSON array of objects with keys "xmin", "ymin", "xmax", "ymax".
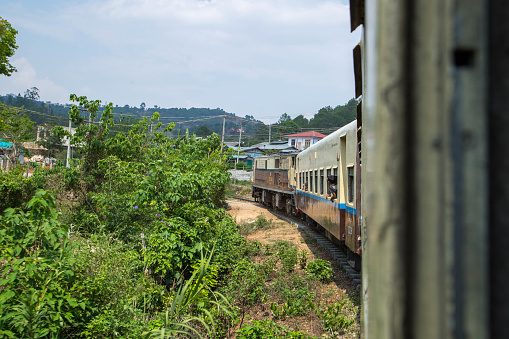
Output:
[{"xmin": 227, "ymin": 199, "xmax": 360, "ymax": 338}]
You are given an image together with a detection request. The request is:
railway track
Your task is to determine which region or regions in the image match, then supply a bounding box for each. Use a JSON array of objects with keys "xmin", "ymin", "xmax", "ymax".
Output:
[{"xmin": 230, "ymin": 196, "xmax": 362, "ymax": 286}]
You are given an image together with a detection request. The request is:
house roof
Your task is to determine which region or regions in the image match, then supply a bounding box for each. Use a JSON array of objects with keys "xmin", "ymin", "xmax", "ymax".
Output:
[
  {"xmin": 250, "ymin": 142, "xmax": 299, "ymax": 151},
  {"xmin": 224, "ymin": 142, "xmax": 241, "ymax": 147},
  {"xmin": 283, "ymin": 131, "xmax": 327, "ymax": 138},
  {"xmin": 251, "ymin": 140, "xmax": 294, "ymax": 149}
]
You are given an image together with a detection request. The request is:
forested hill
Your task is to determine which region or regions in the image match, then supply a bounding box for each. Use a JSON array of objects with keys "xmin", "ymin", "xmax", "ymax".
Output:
[
  {"xmin": 255, "ymin": 98, "xmax": 358, "ymax": 143},
  {"xmin": 0, "ymin": 92, "xmax": 357, "ymax": 144}
]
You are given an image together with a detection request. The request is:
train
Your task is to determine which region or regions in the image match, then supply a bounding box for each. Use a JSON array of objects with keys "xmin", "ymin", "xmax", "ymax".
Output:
[{"xmin": 252, "ymin": 119, "xmax": 361, "ymax": 270}]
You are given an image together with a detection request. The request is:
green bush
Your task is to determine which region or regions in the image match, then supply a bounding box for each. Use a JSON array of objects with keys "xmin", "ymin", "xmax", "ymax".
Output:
[
  {"xmin": 0, "ymin": 190, "xmax": 81, "ymax": 338},
  {"xmin": 306, "ymin": 259, "xmax": 334, "ymax": 283},
  {"xmin": 316, "ymin": 301, "xmax": 355, "ymax": 332},
  {"xmin": 236, "ymin": 319, "xmax": 316, "ymax": 339},
  {"xmin": 220, "ymin": 260, "xmax": 268, "ymax": 306},
  {"xmin": 299, "ymin": 250, "xmax": 308, "ymax": 269},
  {"xmin": 0, "ymin": 170, "xmax": 39, "ymax": 212},
  {"xmin": 70, "ymin": 235, "xmax": 162, "ymax": 338},
  {"xmin": 273, "ymin": 241, "xmax": 299, "ymax": 273},
  {"xmin": 271, "ymin": 273, "xmax": 316, "ymax": 318}
]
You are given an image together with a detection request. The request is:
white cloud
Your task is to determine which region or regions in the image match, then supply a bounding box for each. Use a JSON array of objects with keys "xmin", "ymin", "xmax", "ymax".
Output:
[
  {"xmin": 1, "ymin": 0, "xmax": 358, "ymax": 121},
  {"xmin": 0, "ymin": 57, "xmax": 70, "ymax": 103}
]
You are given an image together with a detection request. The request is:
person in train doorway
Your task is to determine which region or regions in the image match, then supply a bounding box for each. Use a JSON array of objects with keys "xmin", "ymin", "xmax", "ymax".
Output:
[{"xmin": 326, "ymin": 175, "xmax": 337, "ymax": 201}]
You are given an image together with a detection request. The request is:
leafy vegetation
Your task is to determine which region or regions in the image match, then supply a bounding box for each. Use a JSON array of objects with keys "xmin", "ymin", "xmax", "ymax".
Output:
[
  {"xmin": 236, "ymin": 319, "xmax": 316, "ymax": 339},
  {"xmin": 316, "ymin": 301, "xmax": 356, "ymax": 332},
  {"xmin": 306, "ymin": 259, "xmax": 334, "ymax": 283},
  {"xmin": 0, "ymin": 94, "xmax": 243, "ymax": 337},
  {"xmin": 0, "ymin": 105, "xmax": 35, "ymax": 167},
  {"xmin": 0, "ymin": 17, "xmax": 18, "ymax": 77},
  {"xmin": 0, "ymin": 93, "xmax": 360, "ymax": 337}
]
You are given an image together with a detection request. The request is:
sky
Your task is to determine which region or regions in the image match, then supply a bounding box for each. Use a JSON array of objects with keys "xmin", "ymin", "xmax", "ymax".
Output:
[{"xmin": 0, "ymin": 0, "xmax": 359, "ymax": 124}]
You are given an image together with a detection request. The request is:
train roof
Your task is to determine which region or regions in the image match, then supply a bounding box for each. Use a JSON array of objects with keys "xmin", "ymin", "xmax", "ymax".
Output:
[{"xmin": 297, "ymin": 120, "xmax": 357, "ymax": 159}]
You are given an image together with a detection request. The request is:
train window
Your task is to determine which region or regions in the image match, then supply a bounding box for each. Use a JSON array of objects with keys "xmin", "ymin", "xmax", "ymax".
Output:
[
  {"xmin": 348, "ymin": 166, "xmax": 354, "ymax": 203},
  {"xmin": 314, "ymin": 170, "xmax": 318, "ymax": 194},
  {"xmin": 333, "ymin": 167, "xmax": 338, "ymax": 178},
  {"xmin": 309, "ymin": 171, "xmax": 313, "ymax": 192},
  {"xmin": 292, "ymin": 156, "xmax": 295, "ymax": 167},
  {"xmin": 320, "ymin": 169, "xmax": 324, "ymax": 195},
  {"xmin": 327, "ymin": 168, "xmax": 331, "ymax": 179},
  {"xmin": 299, "ymin": 172, "xmax": 302, "ymax": 189},
  {"xmin": 275, "ymin": 159, "xmax": 280, "ymax": 169}
]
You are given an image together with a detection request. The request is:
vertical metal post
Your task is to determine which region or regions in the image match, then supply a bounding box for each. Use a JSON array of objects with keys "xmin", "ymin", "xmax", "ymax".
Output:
[
  {"xmin": 66, "ymin": 117, "xmax": 71, "ymax": 168},
  {"xmin": 269, "ymin": 124, "xmax": 271, "ymax": 143},
  {"xmin": 488, "ymin": 0, "xmax": 509, "ymax": 336},
  {"xmin": 221, "ymin": 115, "xmax": 226, "ymax": 152},
  {"xmin": 235, "ymin": 125, "xmax": 242, "ymax": 184},
  {"xmin": 362, "ymin": 0, "xmax": 489, "ymax": 338}
]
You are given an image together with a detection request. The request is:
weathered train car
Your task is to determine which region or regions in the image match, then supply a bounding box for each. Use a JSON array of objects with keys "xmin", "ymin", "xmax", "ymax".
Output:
[
  {"xmin": 295, "ymin": 120, "xmax": 360, "ymax": 267},
  {"xmin": 252, "ymin": 153, "xmax": 298, "ymax": 213}
]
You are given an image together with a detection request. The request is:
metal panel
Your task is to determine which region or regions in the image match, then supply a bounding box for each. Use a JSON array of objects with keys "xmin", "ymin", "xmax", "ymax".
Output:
[
  {"xmin": 297, "ymin": 190, "xmax": 344, "ymax": 241},
  {"xmin": 362, "ymin": 0, "xmax": 489, "ymax": 338},
  {"xmin": 354, "ymin": 43, "xmax": 363, "ymax": 99},
  {"xmin": 488, "ymin": 1, "xmax": 509, "ymax": 337},
  {"xmin": 350, "ymin": 0, "xmax": 365, "ymax": 32}
]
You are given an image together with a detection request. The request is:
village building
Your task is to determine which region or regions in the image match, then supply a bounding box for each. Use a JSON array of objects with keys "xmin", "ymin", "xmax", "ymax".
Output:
[{"xmin": 283, "ymin": 131, "xmax": 326, "ymax": 150}]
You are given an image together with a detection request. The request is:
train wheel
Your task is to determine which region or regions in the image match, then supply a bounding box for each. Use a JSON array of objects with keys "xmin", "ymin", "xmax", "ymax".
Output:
[{"xmin": 285, "ymin": 200, "xmax": 292, "ymax": 214}]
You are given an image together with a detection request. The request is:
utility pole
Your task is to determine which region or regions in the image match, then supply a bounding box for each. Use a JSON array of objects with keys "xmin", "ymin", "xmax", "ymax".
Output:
[
  {"xmin": 220, "ymin": 115, "xmax": 226, "ymax": 152},
  {"xmin": 268, "ymin": 124, "xmax": 271, "ymax": 143},
  {"xmin": 235, "ymin": 125, "xmax": 242, "ymax": 185},
  {"xmin": 236, "ymin": 125, "xmax": 243, "ymax": 166},
  {"xmin": 66, "ymin": 116, "xmax": 71, "ymax": 168}
]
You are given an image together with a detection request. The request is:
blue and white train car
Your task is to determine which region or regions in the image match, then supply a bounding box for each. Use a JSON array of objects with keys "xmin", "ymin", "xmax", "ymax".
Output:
[{"xmin": 295, "ymin": 120, "xmax": 360, "ymax": 267}]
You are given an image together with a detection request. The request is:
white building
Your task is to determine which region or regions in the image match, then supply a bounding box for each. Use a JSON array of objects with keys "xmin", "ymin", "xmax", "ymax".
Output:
[{"xmin": 284, "ymin": 131, "xmax": 326, "ymax": 150}]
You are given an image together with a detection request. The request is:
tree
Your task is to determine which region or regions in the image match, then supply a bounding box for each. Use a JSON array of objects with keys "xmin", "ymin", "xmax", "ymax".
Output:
[
  {"xmin": 195, "ymin": 125, "xmax": 213, "ymax": 137},
  {"xmin": 36, "ymin": 123, "xmax": 63, "ymax": 158},
  {"xmin": 0, "ymin": 106, "xmax": 35, "ymax": 166},
  {"xmin": 277, "ymin": 113, "xmax": 292, "ymax": 124},
  {"xmin": 24, "ymin": 87, "xmax": 40, "ymax": 101},
  {"xmin": 68, "ymin": 94, "xmax": 114, "ymax": 177},
  {"xmin": 293, "ymin": 114, "xmax": 309, "ymax": 128},
  {"xmin": 140, "ymin": 102, "xmax": 146, "ymax": 111},
  {"xmin": 0, "ymin": 17, "xmax": 18, "ymax": 76}
]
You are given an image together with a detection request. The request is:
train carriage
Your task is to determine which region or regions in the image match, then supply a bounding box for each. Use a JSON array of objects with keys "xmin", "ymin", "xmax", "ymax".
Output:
[
  {"xmin": 252, "ymin": 153, "xmax": 298, "ymax": 214},
  {"xmin": 251, "ymin": 122, "xmax": 361, "ymax": 269},
  {"xmin": 295, "ymin": 120, "xmax": 360, "ymax": 268}
]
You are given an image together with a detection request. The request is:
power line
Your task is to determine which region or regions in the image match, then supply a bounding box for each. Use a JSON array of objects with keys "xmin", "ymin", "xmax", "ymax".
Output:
[{"xmin": 1, "ymin": 102, "xmax": 351, "ymax": 134}]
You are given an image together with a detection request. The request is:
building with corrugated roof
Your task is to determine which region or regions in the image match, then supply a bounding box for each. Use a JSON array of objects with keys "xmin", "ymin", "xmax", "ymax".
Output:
[{"xmin": 283, "ymin": 131, "xmax": 326, "ymax": 150}]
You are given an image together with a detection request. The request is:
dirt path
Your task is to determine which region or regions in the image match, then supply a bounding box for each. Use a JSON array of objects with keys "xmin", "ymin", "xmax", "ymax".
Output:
[{"xmin": 227, "ymin": 199, "xmax": 360, "ymax": 338}]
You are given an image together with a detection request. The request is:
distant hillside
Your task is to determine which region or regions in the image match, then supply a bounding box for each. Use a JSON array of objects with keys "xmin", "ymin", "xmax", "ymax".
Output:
[
  {"xmin": 251, "ymin": 98, "xmax": 358, "ymax": 144},
  {"xmin": 0, "ymin": 92, "xmax": 357, "ymax": 144},
  {"xmin": 0, "ymin": 93, "xmax": 262, "ymax": 142}
]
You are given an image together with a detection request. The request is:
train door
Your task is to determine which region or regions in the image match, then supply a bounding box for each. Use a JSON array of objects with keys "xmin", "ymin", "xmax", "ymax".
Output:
[{"xmin": 339, "ymin": 135, "xmax": 347, "ymax": 241}]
